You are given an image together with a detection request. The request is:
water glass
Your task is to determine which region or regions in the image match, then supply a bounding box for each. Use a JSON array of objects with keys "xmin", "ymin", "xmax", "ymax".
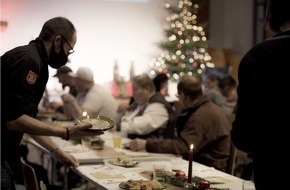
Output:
[
  {"xmin": 81, "ymin": 138, "xmax": 92, "ymax": 151},
  {"xmin": 153, "ymin": 164, "xmax": 165, "ymax": 183}
]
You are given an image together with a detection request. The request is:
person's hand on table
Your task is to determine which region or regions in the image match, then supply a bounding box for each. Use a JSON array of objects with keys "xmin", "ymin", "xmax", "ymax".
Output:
[{"xmin": 129, "ymin": 138, "xmax": 146, "ymax": 151}]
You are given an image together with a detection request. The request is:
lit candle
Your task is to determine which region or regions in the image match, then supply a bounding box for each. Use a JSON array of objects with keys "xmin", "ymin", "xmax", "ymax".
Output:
[
  {"xmin": 82, "ymin": 111, "xmax": 89, "ymax": 118},
  {"xmin": 188, "ymin": 144, "xmax": 194, "ymax": 183}
]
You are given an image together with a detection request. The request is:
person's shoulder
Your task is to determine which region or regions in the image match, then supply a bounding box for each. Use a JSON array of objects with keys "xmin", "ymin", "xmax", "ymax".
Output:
[
  {"xmin": 199, "ymin": 98, "xmax": 223, "ymax": 113},
  {"xmin": 1, "ymin": 44, "xmax": 40, "ymax": 66},
  {"xmin": 91, "ymin": 83, "xmax": 103, "ymax": 91},
  {"xmin": 245, "ymin": 34, "xmax": 288, "ymax": 57},
  {"xmin": 2, "ymin": 44, "xmax": 30, "ymax": 57},
  {"xmin": 92, "ymin": 84, "xmax": 115, "ymax": 97},
  {"xmin": 204, "ymin": 88, "xmax": 219, "ymax": 95}
]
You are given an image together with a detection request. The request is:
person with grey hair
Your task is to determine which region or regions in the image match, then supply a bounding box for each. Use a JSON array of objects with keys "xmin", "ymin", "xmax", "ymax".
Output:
[
  {"xmin": 118, "ymin": 74, "xmax": 176, "ymax": 139},
  {"xmin": 62, "ymin": 66, "xmax": 118, "ymax": 120},
  {"xmin": 231, "ymin": 0, "xmax": 290, "ymax": 189},
  {"xmin": 1, "ymin": 17, "xmax": 102, "ymax": 190}
]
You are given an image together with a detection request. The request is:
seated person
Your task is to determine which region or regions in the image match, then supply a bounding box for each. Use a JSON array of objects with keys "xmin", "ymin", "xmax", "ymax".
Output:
[
  {"xmin": 118, "ymin": 74, "xmax": 176, "ymax": 139},
  {"xmin": 153, "ymin": 73, "xmax": 169, "ymax": 96},
  {"xmin": 62, "ymin": 66, "xmax": 117, "ymax": 120},
  {"xmin": 54, "ymin": 65, "xmax": 78, "ymax": 97},
  {"xmin": 218, "ymin": 75, "xmax": 237, "ymax": 111},
  {"xmin": 117, "ymin": 73, "xmax": 169, "ymax": 113},
  {"xmin": 203, "ymin": 74, "xmax": 232, "ymax": 114},
  {"xmin": 129, "ymin": 75, "xmax": 230, "ymax": 172},
  {"xmin": 45, "ymin": 65, "xmax": 77, "ymax": 113}
]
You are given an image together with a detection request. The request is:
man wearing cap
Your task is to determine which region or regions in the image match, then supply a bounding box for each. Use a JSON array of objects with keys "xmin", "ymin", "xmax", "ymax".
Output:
[
  {"xmin": 45, "ymin": 65, "xmax": 78, "ymax": 113},
  {"xmin": 54, "ymin": 65, "xmax": 77, "ymax": 97},
  {"xmin": 62, "ymin": 66, "xmax": 118, "ymax": 120}
]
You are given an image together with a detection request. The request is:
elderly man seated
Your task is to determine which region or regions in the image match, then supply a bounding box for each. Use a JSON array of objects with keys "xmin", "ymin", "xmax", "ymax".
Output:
[
  {"xmin": 128, "ymin": 75, "xmax": 230, "ymax": 172},
  {"xmin": 62, "ymin": 66, "xmax": 117, "ymax": 120}
]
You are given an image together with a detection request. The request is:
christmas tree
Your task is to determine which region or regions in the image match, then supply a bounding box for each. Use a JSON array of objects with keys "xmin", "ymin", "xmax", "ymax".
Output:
[{"xmin": 149, "ymin": 0, "xmax": 214, "ymax": 80}]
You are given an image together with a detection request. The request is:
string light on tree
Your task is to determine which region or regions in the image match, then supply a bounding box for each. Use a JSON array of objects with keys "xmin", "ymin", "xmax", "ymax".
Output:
[{"xmin": 149, "ymin": 0, "xmax": 214, "ymax": 80}]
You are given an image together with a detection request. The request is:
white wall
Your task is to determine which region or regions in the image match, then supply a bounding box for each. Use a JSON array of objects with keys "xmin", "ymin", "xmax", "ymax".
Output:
[
  {"xmin": 0, "ymin": 0, "xmax": 167, "ymax": 91},
  {"xmin": 1, "ymin": 0, "xmax": 254, "ymax": 93},
  {"xmin": 209, "ymin": 0, "xmax": 253, "ymax": 55}
]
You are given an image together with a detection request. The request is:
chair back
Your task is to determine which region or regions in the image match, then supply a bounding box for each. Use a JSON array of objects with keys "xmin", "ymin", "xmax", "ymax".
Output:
[
  {"xmin": 20, "ymin": 157, "xmax": 39, "ymax": 190},
  {"xmin": 226, "ymin": 141, "xmax": 237, "ymax": 175},
  {"xmin": 225, "ymin": 114, "xmax": 237, "ymax": 175},
  {"xmin": 225, "ymin": 114, "xmax": 249, "ymax": 175}
]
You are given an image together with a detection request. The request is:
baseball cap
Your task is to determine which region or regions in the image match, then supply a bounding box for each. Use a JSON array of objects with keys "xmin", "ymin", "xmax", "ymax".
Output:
[
  {"xmin": 69, "ymin": 66, "xmax": 94, "ymax": 82},
  {"xmin": 53, "ymin": 66, "xmax": 72, "ymax": 77}
]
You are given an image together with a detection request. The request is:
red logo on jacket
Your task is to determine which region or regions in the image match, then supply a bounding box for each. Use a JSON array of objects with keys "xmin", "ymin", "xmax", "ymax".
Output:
[{"xmin": 26, "ymin": 70, "xmax": 38, "ymax": 84}]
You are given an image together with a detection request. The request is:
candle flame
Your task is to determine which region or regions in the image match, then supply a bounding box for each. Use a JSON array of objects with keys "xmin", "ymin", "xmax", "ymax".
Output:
[
  {"xmin": 82, "ymin": 111, "xmax": 87, "ymax": 117},
  {"xmin": 190, "ymin": 144, "xmax": 194, "ymax": 150}
]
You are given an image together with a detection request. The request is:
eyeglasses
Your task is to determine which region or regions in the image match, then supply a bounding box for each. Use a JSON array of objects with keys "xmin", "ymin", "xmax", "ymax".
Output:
[{"xmin": 61, "ymin": 36, "xmax": 74, "ymax": 55}]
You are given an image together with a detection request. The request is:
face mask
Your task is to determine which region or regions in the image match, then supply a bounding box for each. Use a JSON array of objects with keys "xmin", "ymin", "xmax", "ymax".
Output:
[{"xmin": 48, "ymin": 41, "xmax": 68, "ymax": 69}]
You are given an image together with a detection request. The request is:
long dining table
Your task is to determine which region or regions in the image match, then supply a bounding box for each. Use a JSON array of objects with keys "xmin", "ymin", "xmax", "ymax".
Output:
[{"xmin": 25, "ymin": 120, "xmax": 255, "ymax": 190}]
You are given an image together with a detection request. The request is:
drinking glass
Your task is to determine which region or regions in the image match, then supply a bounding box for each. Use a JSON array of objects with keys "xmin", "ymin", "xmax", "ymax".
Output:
[
  {"xmin": 153, "ymin": 164, "xmax": 165, "ymax": 183},
  {"xmin": 81, "ymin": 137, "xmax": 92, "ymax": 151},
  {"xmin": 113, "ymin": 132, "xmax": 122, "ymax": 148}
]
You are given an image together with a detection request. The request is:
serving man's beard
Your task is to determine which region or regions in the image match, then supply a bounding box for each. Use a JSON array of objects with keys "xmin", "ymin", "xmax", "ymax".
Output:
[{"xmin": 48, "ymin": 41, "xmax": 68, "ymax": 69}]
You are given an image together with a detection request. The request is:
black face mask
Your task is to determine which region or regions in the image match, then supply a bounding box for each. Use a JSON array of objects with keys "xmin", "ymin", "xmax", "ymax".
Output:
[{"xmin": 48, "ymin": 41, "xmax": 68, "ymax": 69}]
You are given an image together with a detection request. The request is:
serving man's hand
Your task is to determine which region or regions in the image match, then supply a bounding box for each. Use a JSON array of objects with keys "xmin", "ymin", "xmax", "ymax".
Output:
[
  {"xmin": 68, "ymin": 123, "xmax": 104, "ymax": 138},
  {"xmin": 53, "ymin": 148, "xmax": 79, "ymax": 167}
]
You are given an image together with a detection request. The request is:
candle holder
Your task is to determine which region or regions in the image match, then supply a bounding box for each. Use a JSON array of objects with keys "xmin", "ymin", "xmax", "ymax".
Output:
[{"xmin": 183, "ymin": 181, "xmax": 197, "ymax": 190}]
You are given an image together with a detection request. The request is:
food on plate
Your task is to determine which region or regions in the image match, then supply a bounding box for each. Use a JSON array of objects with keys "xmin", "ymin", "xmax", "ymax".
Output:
[
  {"xmin": 75, "ymin": 115, "xmax": 115, "ymax": 131},
  {"xmin": 108, "ymin": 157, "xmax": 138, "ymax": 167},
  {"xmin": 82, "ymin": 118, "xmax": 110, "ymax": 129},
  {"xmin": 119, "ymin": 179, "xmax": 165, "ymax": 190}
]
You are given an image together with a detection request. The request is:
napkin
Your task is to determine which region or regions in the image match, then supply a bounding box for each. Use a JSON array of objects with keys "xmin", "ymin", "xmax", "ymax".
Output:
[{"xmin": 91, "ymin": 172, "xmax": 125, "ymax": 179}]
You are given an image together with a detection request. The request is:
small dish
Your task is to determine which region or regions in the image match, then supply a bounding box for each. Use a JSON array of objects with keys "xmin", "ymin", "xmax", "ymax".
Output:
[{"xmin": 108, "ymin": 157, "xmax": 139, "ymax": 168}]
